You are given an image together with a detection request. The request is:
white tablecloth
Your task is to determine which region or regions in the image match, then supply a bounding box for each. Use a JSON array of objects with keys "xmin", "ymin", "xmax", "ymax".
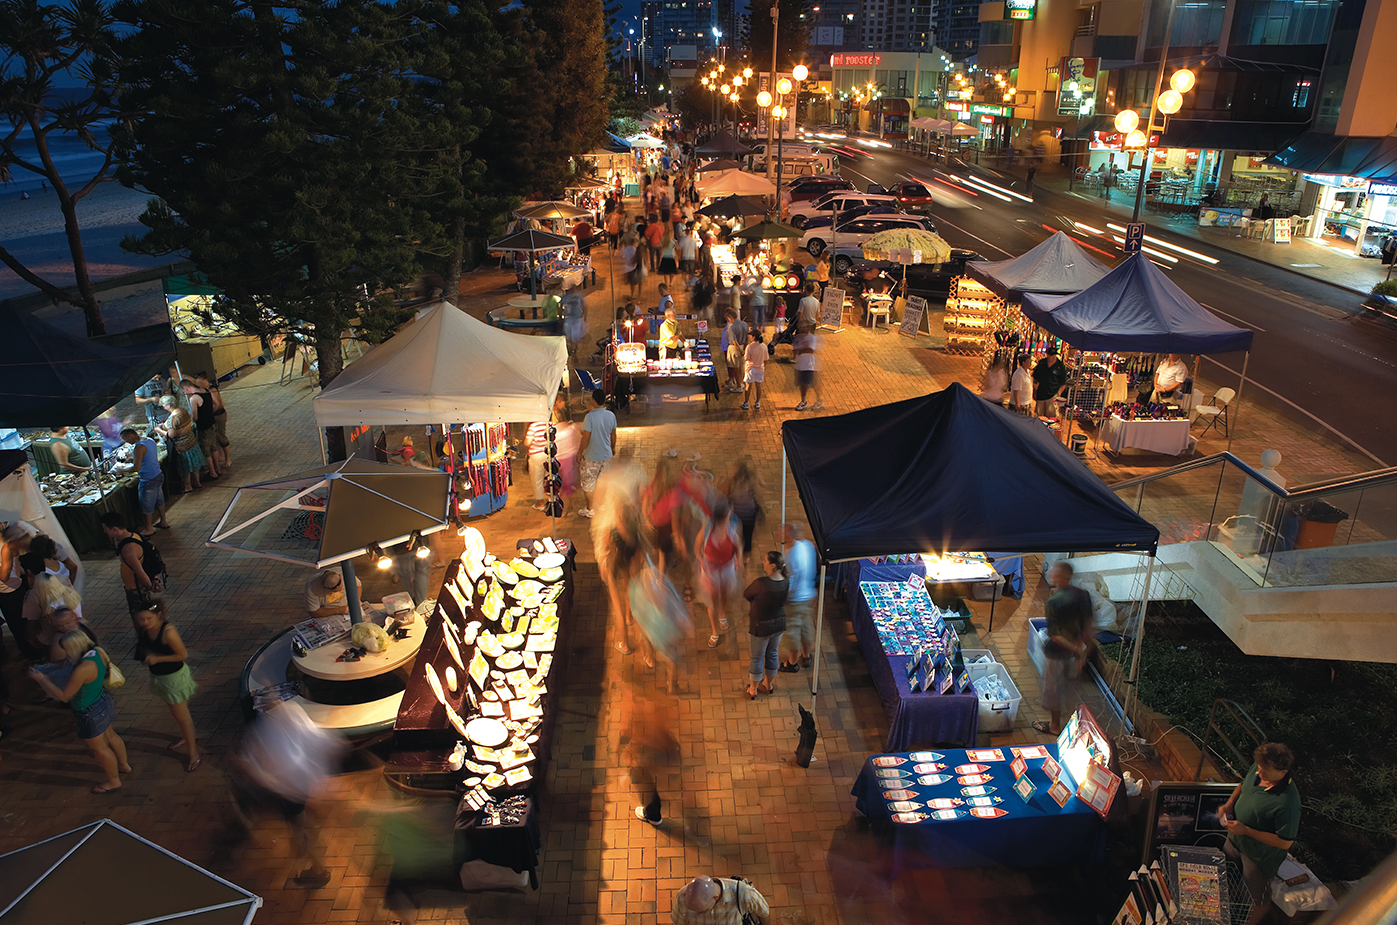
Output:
[{"xmin": 1101, "ymin": 416, "xmax": 1191, "ymax": 456}]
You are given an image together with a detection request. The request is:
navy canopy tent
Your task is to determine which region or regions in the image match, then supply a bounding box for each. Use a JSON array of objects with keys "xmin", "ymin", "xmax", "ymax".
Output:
[
  {"xmin": 966, "ymin": 231, "xmax": 1110, "ymax": 300},
  {"xmin": 0, "ymin": 302, "xmax": 176, "ymax": 428},
  {"xmin": 781, "ymin": 383, "xmax": 1160, "ymax": 693},
  {"xmin": 1020, "ymin": 252, "xmax": 1254, "ymax": 354}
]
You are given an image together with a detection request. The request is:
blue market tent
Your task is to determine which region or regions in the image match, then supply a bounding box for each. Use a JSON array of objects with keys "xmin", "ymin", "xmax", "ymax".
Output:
[
  {"xmin": 781, "ymin": 383, "xmax": 1160, "ymax": 692},
  {"xmin": 1020, "ymin": 252, "xmax": 1254, "ymax": 354},
  {"xmin": 966, "ymin": 230, "xmax": 1110, "ymax": 300}
]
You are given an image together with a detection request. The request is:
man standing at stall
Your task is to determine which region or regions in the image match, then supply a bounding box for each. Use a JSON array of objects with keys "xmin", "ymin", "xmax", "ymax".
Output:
[
  {"xmin": 1219, "ymin": 743, "xmax": 1302, "ymax": 925},
  {"xmin": 578, "ymin": 389, "xmax": 617, "ymax": 519},
  {"xmin": 1031, "ymin": 561, "xmax": 1090, "ymax": 737},
  {"xmin": 1151, "ymin": 353, "xmax": 1189, "ymax": 404},
  {"xmin": 194, "ymin": 372, "xmax": 232, "ymax": 473},
  {"xmin": 121, "ymin": 428, "xmax": 168, "ymax": 535},
  {"xmin": 1031, "ymin": 347, "xmax": 1069, "ymax": 418}
]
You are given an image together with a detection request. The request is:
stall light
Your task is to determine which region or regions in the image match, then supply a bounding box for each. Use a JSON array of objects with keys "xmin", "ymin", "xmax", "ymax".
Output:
[
  {"xmin": 369, "ymin": 544, "xmax": 393, "ymax": 569},
  {"xmin": 787, "ymin": 275, "xmax": 800, "ymax": 288},
  {"xmin": 407, "ymin": 530, "xmax": 431, "ymax": 559}
]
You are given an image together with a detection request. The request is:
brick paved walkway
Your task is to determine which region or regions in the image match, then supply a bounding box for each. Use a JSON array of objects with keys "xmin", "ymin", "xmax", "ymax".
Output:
[{"xmin": 0, "ymin": 221, "xmax": 1373, "ymax": 924}]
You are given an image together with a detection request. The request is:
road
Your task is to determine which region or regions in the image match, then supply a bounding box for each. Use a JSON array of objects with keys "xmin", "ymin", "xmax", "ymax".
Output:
[{"xmin": 827, "ymin": 145, "xmax": 1397, "ymax": 468}]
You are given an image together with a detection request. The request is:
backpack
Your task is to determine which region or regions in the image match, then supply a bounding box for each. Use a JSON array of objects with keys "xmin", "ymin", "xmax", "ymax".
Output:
[{"xmin": 118, "ymin": 534, "xmax": 168, "ymax": 591}]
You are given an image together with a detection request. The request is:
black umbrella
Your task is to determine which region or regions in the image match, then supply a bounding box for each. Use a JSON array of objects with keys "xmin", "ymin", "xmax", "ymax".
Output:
[
  {"xmin": 697, "ymin": 195, "xmax": 768, "ymax": 218},
  {"xmin": 488, "ymin": 229, "xmax": 577, "ymax": 301},
  {"xmin": 695, "ymin": 130, "xmax": 753, "ymax": 157},
  {"xmin": 731, "ymin": 220, "xmax": 805, "ymax": 240}
]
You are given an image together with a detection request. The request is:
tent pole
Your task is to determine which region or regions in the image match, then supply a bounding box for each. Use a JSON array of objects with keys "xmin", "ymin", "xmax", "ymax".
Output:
[
  {"xmin": 317, "ymin": 425, "xmax": 328, "ymax": 466},
  {"xmin": 1122, "ymin": 552, "xmax": 1156, "ymax": 732},
  {"xmin": 84, "ymin": 425, "xmax": 106, "ymax": 500},
  {"xmin": 811, "ymin": 563, "xmax": 827, "ymax": 695},
  {"xmin": 1226, "ymin": 351, "xmax": 1249, "ymax": 454},
  {"xmin": 342, "ymin": 558, "xmax": 363, "ymax": 625},
  {"xmin": 529, "ymin": 252, "xmax": 538, "ymax": 301},
  {"xmin": 781, "ymin": 447, "xmax": 787, "ymax": 529}
]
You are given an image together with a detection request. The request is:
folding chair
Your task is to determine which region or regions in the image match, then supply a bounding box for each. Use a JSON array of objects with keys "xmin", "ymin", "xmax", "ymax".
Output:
[
  {"xmin": 1193, "ymin": 387, "xmax": 1235, "ymax": 438},
  {"xmin": 576, "ymin": 367, "xmax": 601, "ymax": 393}
]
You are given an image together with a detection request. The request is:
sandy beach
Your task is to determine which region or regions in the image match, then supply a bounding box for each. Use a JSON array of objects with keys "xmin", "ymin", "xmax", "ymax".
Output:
[{"xmin": 0, "ymin": 180, "xmax": 171, "ymax": 299}]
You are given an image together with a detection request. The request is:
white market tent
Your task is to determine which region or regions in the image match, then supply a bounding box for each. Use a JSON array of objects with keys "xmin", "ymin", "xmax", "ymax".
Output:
[
  {"xmin": 312, "ymin": 302, "xmax": 567, "ymax": 427},
  {"xmin": 695, "ymin": 168, "xmax": 778, "ymax": 198},
  {"xmin": 625, "ymin": 133, "xmax": 666, "ymax": 149}
]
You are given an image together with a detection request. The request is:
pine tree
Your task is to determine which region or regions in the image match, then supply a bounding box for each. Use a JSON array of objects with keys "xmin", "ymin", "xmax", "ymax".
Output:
[{"xmin": 0, "ymin": 0, "xmax": 126, "ymax": 335}]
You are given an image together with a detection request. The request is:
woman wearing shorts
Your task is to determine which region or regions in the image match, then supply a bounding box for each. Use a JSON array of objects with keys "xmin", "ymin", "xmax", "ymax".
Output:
[
  {"xmin": 134, "ymin": 601, "xmax": 203, "ymax": 772},
  {"xmin": 30, "ymin": 630, "xmax": 130, "ymax": 793},
  {"xmin": 741, "ymin": 330, "xmax": 766, "ymax": 411}
]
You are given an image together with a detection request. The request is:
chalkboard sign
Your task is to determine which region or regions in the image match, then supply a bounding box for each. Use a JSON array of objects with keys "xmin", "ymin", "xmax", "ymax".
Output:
[
  {"xmin": 899, "ymin": 295, "xmax": 928, "ymax": 337},
  {"xmin": 1141, "ymin": 782, "xmax": 1236, "ymax": 863},
  {"xmin": 819, "ymin": 285, "xmax": 845, "ymax": 327}
]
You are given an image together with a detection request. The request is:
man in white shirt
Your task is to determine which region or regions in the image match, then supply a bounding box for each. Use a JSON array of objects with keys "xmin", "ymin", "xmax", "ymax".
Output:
[
  {"xmin": 1010, "ymin": 354, "xmax": 1034, "ymax": 414},
  {"xmin": 1152, "ymin": 353, "xmax": 1189, "ymax": 402},
  {"xmin": 578, "ymin": 389, "xmax": 617, "ymax": 518},
  {"xmin": 677, "ymin": 226, "xmax": 697, "ymax": 274},
  {"xmin": 671, "ymin": 876, "xmax": 770, "ymax": 925},
  {"xmin": 797, "ymin": 282, "xmax": 820, "ymax": 329}
]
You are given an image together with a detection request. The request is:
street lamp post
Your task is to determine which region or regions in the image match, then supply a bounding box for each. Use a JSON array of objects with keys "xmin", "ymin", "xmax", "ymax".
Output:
[{"xmin": 1125, "ymin": 0, "xmax": 1193, "ymax": 223}]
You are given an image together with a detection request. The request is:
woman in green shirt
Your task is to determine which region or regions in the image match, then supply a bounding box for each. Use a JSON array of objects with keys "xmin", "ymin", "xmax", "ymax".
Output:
[
  {"xmin": 1219, "ymin": 742, "xmax": 1301, "ymax": 925},
  {"xmin": 29, "ymin": 630, "xmax": 131, "ymax": 793}
]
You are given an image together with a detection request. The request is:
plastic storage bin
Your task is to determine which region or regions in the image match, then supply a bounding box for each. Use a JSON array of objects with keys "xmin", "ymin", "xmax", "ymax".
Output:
[
  {"xmin": 1028, "ymin": 618, "xmax": 1048, "ymax": 677},
  {"xmin": 960, "ymin": 648, "xmax": 997, "ymax": 667},
  {"xmin": 966, "ymin": 661, "xmax": 1022, "ymax": 733}
]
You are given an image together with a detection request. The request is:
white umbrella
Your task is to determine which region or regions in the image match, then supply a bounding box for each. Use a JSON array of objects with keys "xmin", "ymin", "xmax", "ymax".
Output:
[
  {"xmin": 625, "ymin": 133, "xmax": 665, "ymax": 149},
  {"xmin": 949, "ymin": 122, "xmax": 979, "ymax": 137},
  {"xmin": 695, "ymin": 168, "xmax": 777, "ymax": 198}
]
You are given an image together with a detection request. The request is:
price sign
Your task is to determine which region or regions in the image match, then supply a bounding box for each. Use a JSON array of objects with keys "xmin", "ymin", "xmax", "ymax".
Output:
[
  {"xmin": 899, "ymin": 295, "xmax": 927, "ymax": 337},
  {"xmin": 819, "ymin": 285, "xmax": 845, "ymax": 327},
  {"xmin": 696, "ymin": 319, "xmax": 709, "ymax": 334}
]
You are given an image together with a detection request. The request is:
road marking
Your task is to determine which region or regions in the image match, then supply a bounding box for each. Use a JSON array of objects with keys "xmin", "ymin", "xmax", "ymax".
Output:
[
  {"xmin": 1201, "ymin": 356, "xmax": 1386, "ymax": 466},
  {"xmin": 1199, "ymin": 302, "xmax": 1266, "ymax": 332},
  {"xmin": 925, "ymin": 212, "xmax": 1014, "ymax": 257},
  {"xmin": 841, "ymin": 166, "xmax": 881, "ymax": 191}
]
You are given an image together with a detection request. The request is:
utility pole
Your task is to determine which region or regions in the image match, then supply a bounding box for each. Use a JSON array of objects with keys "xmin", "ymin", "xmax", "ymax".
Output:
[{"xmin": 765, "ymin": 0, "xmax": 779, "ymax": 182}]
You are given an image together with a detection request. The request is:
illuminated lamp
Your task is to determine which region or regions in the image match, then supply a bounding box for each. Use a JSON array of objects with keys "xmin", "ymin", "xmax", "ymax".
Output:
[
  {"xmin": 1170, "ymin": 69, "xmax": 1195, "ymax": 93},
  {"xmin": 1113, "ymin": 109, "xmax": 1139, "ymax": 133},
  {"xmin": 1157, "ymin": 89, "xmax": 1183, "ymax": 115},
  {"xmin": 792, "ymin": 64, "xmax": 808, "ymax": 82}
]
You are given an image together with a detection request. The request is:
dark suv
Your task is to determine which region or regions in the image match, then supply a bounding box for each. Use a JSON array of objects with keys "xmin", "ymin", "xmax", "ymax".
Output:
[{"xmin": 784, "ymin": 175, "xmax": 854, "ymax": 203}]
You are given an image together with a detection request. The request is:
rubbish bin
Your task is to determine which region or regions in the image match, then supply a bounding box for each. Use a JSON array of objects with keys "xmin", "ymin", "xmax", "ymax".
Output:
[{"xmin": 1293, "ymin": 500, "xmax": 1349, "ymax": 550}]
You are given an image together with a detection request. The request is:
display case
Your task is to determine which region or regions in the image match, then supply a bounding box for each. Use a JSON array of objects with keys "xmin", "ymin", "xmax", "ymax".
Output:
[{"xmin": 943, "ymin": 277, "xmax": 1004, "ymax": 357}]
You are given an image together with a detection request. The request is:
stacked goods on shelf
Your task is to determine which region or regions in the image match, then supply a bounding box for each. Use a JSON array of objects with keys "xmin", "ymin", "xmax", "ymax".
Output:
[{"xmin": 944, "ymin": 277, "xmax": 1003, "ymax": 357}]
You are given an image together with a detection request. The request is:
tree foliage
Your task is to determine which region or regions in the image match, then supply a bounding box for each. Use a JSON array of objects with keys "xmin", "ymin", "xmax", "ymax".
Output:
[{"xmin": 0, "ymin": 0, "xmax": 125, "ymax": 335}]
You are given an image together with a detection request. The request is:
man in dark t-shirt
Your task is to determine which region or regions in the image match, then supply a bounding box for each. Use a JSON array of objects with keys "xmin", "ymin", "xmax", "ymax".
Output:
[
  {"xmin": 1032, "ymin": 561, "xmax": 1092, "ymax": 736},
  {"xmin": 1032, "ymin": 347, "xmax": 1069, "ymax": 418}
]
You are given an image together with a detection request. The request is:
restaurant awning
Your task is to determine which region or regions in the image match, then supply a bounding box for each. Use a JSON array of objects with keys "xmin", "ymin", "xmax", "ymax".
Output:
[{"xmin": 1265, "ymin": 132, "xmax": 1397, "ymax": 184}]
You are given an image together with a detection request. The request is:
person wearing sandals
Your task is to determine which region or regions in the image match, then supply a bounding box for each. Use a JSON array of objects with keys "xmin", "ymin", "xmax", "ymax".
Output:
[
  {"xmin": 743, "ymin": 551, "xmax": 789, "ymax": 699},
  {"xmin": 134, "ymin": 602, "xmax": 203, "ymax": 772},
  {"xmin": 29, "ymin": 630, "xmax": 130, "ymax": 793},
  {"xmin": 697, "ymin": 502, "xmax": 741, "ymax": 648},
  {"xmin": 779, "ymin": 523, "xmax": 817, "ymax": 673}
]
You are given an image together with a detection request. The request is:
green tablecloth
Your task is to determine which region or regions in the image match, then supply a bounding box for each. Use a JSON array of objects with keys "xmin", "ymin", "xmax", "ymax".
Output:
[{"xmin": 51, "ymin": 479, "xmax": 142, "ymax": 554}]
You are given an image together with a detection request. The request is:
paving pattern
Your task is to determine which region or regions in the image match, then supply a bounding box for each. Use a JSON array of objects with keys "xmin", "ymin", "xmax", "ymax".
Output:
[{"xmin": 0, "ymin": 217, "xmax": 1373, "ymax": 924}]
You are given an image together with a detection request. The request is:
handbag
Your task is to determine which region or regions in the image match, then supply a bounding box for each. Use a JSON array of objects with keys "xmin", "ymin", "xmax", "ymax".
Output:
[{"xmin": 98, "ymin": 647, "xmax": 126, "ymax": 691}]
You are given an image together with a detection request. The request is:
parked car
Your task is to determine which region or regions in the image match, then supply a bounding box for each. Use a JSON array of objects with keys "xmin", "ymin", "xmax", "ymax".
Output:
[
  {"xmin": 799, "ymin": 215, "xmax": 928, "ymax": 258},
  {"xmin": 783, "ymin": 175, "xmax": 853, "ymax": 203},
  {"xmin": 788, "ymin": 191, "xmax": 899, "ymax": 229},
  {"xmin": 801, "ymin": 206, "xmax": 935, "ymax": 233},
  {"xmin": 839, "ymin": 248, "xmax": 983, "ymax": 296}
]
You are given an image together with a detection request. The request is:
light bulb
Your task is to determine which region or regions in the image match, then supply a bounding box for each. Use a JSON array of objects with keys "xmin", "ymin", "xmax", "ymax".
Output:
[
  {"xmin": 1113, "ymin": 109, "xmax": 1139, "ymax": 133},
  {"xmin": 1170, "ymin": 69, "xmax": 1195, "ymax": 93},
  {"xmin": 1157, "ymin": 89, "xmax": 1182, "ymax": 115},
  {"xmin": 733, "ymin": 74, "xmax": 744, "ymax": 86},
  {"xmin": 777, "ymin": 77, "xmax": 792, "ymax": 95},
  {"xmin": 757, "ymin": 90, "xmax": 772, "ymax": 107},
  {"xmin": 792, "ymin": 64, "xmax": 809, "ymax": 82},
  {"xmin": 1125, "ymin": 129, "xmax": 1147, "ymax": 148},
  {"xmin": 743, "ymin": 66, "xmax": 753, "ymax": 79}
]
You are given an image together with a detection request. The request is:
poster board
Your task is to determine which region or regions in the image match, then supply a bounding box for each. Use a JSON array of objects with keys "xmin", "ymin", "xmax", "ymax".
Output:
[
  {"xmin": 1141, "ymin": 781, "xmax": 1237, "ymax": 863},
  {"xmin": 819, "ymin": 285, "xmax": 846, "ymax": 328},
  {"xmin": 1272, "ymin": 217, "xmax": 1291, "ymax": 243},
  {"xmin": 899, "ymin": 295, "xmax": 928, "ymax": 337}
]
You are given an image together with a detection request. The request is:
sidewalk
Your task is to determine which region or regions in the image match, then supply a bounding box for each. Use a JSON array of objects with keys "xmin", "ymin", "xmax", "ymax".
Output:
[
  {"xmin": 985, "ymin": 161, "xmax": 1389, "ymax": 299},
  {"xmin": 0, "ymin": 216, "xmax": 1377, "ymax": 925}
]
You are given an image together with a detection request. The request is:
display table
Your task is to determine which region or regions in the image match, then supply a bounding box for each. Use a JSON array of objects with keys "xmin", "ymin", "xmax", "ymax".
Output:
[
  {"xmin": 851, "ymin": 745, "xmax": 1106, "ymax": 872},
  {"xmin": 291, "ymin": 614, "xmax": 425, "ymax": 681},
  {"xmin": 1100, "ymin": 416, "xmax": 1191, "ymax": 456},
  {"xmin": 487, "ymin": 306, "xmax": 562, "ymax": 335},
  {"xmin": 51, "ymin": 479, "xmax": 142, "ymax": 553},
  {"xmin": 456, "ymin": 793, "xmax": 540, "ymax": 884},
  {"xmin": 846, "ymin": 559, "xmax": 979, "ymax": 751}
]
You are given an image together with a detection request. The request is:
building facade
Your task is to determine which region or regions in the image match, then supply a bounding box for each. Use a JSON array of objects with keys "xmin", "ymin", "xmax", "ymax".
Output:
[{"xmin": 829, "ymin": 49, "xmax": 951, "ymax": 136}]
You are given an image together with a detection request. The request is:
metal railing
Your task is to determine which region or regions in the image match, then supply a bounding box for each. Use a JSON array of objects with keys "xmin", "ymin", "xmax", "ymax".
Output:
[
  {"xmin": 1194, "ymin": 698, "xmax": 1267, "ymax": 781},
  {"xmin": 1111, "ymin": 453, "xmax": 1397, "ymax": 588}
]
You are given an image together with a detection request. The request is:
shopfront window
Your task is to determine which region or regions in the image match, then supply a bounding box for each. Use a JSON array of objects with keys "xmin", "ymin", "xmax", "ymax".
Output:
[
  {"xmin": 1145, "ymin": 0, "xmax": 1225, "ymax": 52},
  {"xmin": 1231, "ymin": 0, "xmax": 1339, "ymax": 47}
]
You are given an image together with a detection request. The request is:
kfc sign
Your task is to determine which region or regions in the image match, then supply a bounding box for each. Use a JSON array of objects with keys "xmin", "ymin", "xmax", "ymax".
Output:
[{"xmin": 830, "ymin": 53, "xmax": 881, "ymax": 67}]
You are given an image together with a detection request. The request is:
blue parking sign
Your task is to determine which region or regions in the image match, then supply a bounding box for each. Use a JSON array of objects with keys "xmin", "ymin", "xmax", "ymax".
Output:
[{"xmin": 1123, "ymin": 222, "xmax": 1146, "ymax": 256}]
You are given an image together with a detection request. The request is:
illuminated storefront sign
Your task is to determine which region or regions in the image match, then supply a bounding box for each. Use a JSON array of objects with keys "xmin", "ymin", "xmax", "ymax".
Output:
[
  {"xmin": 1057, "ymin": 57, "xmax": 1098, "ymax": 117},
  {"xmin": 830, "ymin": 53, "xmax": 882, "ymax": 67},
  {"xmin": 1004, "ymin": 0, "xmax": 1036, "ymax": 20},
  {"xmin": 970, "ymin": 103, "xmax": 1011, "ymax": 117}
]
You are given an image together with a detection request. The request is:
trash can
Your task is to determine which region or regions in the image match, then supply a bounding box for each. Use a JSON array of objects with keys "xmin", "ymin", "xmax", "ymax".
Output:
[{"xmin": 1294, "ymin": 500, "xmax": 1349, "ymax": 550}]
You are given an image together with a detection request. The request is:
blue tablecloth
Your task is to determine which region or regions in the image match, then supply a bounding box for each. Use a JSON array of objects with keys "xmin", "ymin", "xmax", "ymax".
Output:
[
  {"xmin": 845, "ymin": 560, "xmax": 979, "ymax": 751},
  {"xmin": 852, "ymin": 745, "xmax": 1106, "ymax": 871}
]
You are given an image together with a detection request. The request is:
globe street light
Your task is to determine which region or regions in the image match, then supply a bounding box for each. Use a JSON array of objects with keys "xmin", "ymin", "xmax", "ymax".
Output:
[{"xmin": 1125, "ymin": 64, "xmax": 1194, "ymax": 222}]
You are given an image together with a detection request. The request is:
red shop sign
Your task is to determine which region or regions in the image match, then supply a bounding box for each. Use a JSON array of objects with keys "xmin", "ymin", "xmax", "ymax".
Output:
[{"xmin": 830, "ymin": 53, "xmax": 882, "ymax": 67}]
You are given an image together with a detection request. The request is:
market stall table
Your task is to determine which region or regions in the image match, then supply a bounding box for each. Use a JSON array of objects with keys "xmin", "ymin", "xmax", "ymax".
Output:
[
  {"xmin": 290, "ymin": 613, "xmax": 425, "ymax": 681},
  {"xmin": 50, "ymin": 478, "xmax": 143, "ymax": 554},
  {"xmin": 455, "ymin": 793, "xmax": 541, "ymax": 886},
  {"xmin": 851, "ymin": 744, "xmax": 1106, "ymax": 872},
  {"xmin": 486, "ymin": 307, "xmax": 562, "ymax": 335},
  {"xmin": 1100, "ymin": 415, "xmax": 1192, "ymax": 456},
  {"xmin": 845, "ymin": 558, "xmax": 979, "ymax": 751}
]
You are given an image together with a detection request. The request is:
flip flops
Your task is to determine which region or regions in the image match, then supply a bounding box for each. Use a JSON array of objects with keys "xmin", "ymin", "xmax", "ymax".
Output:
[
  {"xmin": 1031, "ymin": 721, "xmax": 1054, "ymax": 736},
  {"xmin": 708, "ymin": 634, "xmax": 720, "ymax": 648}
]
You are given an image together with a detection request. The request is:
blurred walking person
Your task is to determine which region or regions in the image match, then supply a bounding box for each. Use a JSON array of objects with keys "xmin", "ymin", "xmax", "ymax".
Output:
[{"xmin": 696, "ymin": 501, "xmax": 741, "ymax": 648}]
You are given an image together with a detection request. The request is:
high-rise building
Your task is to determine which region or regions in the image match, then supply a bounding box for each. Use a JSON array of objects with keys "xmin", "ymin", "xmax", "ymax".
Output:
[
  {"xmin": 855, "ymin": 0, "xmax": 934, "ymax": 52},
  {"xmin": 641, "ymin": 0, "xmax": 727, "ymax": 70},
  {"xmin": 933, "ymin": 0, "xmax": 980, "ymax": 59},
  {"xmin": 807, "ymin": 0, "xmax": 862, "ymax": 55}
]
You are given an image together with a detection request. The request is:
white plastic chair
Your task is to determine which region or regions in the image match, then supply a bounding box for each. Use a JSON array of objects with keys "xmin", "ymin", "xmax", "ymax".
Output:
[{"xmin": 1193, "ymin": 387, "xmax": 1235, "ymax": 438}]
